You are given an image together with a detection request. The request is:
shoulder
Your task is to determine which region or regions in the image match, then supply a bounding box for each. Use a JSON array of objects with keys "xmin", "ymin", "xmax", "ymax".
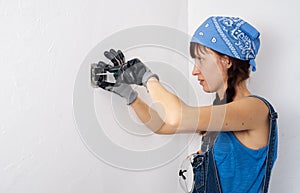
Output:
[
  {"xmin": 226, "ymin": 96, "xmax": 270, "ymax": 129},
  {"xmin": 229, "ymin": 96, "xmax": 271, "ymax": 148},
  {"xmin": 226, "ymin": 96, "xmax": 269, "ymax": 116}
]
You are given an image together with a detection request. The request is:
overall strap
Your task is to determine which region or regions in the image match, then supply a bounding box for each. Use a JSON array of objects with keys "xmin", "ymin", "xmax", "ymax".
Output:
[
  {"xmin": 248, "ymin": 95, "xmax": 278, "ymax": 193},
  {"xmin": 201, "ymin": 131, "xmax": 219, "ymax": 152}
]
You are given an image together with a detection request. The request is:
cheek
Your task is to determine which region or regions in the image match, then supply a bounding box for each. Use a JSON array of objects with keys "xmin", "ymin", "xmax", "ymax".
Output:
[
  {"xmin": 202, "ymin": 62, "xmax": 225, "ymax": 86},
  {"xmin": 201, "ymin": 62, "xmax": 218, "ymax": 79}
]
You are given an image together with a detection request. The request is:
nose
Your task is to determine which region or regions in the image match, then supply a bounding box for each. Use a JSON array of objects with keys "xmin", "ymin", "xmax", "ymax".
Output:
[{"xmin": 192, "ymin": 65, "xmax": 201, "ymax": 76}]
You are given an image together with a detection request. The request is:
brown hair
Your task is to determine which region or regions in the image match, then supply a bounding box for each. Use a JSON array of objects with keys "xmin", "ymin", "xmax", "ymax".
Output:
[{"xmin": 190, "ymin": 42, "xmax": 250, "ymax": 105}]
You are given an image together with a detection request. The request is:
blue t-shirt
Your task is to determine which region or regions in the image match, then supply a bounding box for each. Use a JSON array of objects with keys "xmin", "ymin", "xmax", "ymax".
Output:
[{"xmin": 214, "ymin": 131, "xmax": 277, "ymax": 193}]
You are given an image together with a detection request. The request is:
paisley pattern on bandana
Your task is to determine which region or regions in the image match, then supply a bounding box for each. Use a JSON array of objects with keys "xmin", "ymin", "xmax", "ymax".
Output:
[
  {"xmin": 191, "ymin": 16, "xmax": 260, "ymax": 72},
  {"xmin": 214, "ymin": 17, "xmax": 256, "ymax": 60}
]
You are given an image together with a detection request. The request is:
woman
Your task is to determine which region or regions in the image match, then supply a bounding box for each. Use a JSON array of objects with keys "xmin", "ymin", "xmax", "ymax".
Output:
[{"xmin": 97, "ymin": 16, "xmax": 278, "ymax": 193}]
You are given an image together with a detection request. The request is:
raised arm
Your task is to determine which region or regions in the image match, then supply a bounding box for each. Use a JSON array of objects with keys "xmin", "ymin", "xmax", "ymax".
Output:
[
  {"xmin": 146, "ymin": 77, "xmax": 269, "ymax": 133},
  {"xmin": 98, "ymin": 49, "xmax": 269, "ymax": 134},
  {"xmin": 130, "ymin": 97, "xmax": 178, "ymax": 134}
]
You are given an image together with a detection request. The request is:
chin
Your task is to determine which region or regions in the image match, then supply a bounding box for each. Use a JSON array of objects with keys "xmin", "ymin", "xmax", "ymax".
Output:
[
  {"xmin": 202, "ymin": 86, "xmax": 217, "ymax": 94},
  {"xmin": 202, "ymin": 87, "xmax": 212, "ymax": 93}
]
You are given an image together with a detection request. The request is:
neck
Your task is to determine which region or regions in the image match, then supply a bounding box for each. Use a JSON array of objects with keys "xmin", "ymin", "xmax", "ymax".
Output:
[
  {"xmin": 217, "ymin": 81, "xmax": 251, "ymax": 102},
  {"xmin": 216, "ymin": 84, "xmax": 227, "ymax": 101},
  {"xmin": 234, "ymin": 81, "xmax": 251, "ymax": 100}
]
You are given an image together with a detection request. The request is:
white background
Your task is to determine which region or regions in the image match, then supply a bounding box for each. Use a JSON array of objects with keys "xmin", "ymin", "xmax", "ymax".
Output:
[{"xmin": 0, "ymin": 0, "xmax": 299, "ymax": 192}]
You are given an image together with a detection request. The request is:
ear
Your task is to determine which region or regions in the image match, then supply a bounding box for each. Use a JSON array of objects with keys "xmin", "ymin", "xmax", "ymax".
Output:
[{"xmin": 220, "ymin": 55, "xmax": 232, "ymax": 69}]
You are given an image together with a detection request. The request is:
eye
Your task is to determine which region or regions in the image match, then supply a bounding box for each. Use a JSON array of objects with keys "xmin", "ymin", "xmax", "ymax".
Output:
[
  {"xmin": 194, "ymin": 57, "xmax": 205, "ymax": 69},
  {"xmin": 196, "ymin": 57, "xmax": 204, "ymax": 63}
]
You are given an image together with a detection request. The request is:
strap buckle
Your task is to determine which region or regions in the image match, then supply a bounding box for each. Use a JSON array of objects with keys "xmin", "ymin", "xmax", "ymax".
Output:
[{"xmin": 269, "ymin": 112, "xmax": 278, "ymax": 120}]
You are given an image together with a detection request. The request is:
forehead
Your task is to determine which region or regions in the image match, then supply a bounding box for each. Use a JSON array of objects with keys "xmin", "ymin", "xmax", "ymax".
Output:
[
  {"xmin": 190, "ymin": 42, "xmax": 217, "ymax": 58},
  {"xmin": 195, "ymin": 47, "xmax": 216, "ymax": 59}
]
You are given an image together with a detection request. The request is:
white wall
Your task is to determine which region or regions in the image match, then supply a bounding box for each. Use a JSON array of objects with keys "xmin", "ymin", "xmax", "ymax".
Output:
[
  {"xmin": 0, "ymin": 0, "xmax": 190, "ymax": 193},
  {"xmin": 188, "ymin": 0, "xmax": 300, "ymax": 192}
]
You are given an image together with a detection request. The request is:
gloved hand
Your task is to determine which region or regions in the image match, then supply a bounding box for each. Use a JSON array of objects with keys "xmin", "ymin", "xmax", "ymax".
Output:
[
  {"xmin": 118, "ymin": 58, "xmax": 159, "ymax": 87},
  {"xmin": 104, "ymin": 49, "xmax": 159, "ymax": 87},
  {"xmin": 99, "ymin": 81, "xmax": 138, "ymax": 105},
  {"xmin": 103, "ymin": 48, "xmax": 126, "ymax": 67},
  {"xmin": 96, "ymin": 50, "xmax": 138, "ymax": 105}
]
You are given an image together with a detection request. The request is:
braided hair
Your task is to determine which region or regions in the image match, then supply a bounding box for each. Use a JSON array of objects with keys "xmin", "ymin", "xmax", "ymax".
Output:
[{"xmin": 213, "ymin": 57, "xmax": 250, "ymax": 105}]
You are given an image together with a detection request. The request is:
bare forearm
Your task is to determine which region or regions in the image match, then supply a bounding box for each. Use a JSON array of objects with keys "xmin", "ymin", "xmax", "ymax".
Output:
[
  {"xmin": 130, "ymin": 97, "xmax": 165, "ymax": 133},
  {"xmin": 146, "ymin": 77, "xmax": 183, "ymax": 127}
]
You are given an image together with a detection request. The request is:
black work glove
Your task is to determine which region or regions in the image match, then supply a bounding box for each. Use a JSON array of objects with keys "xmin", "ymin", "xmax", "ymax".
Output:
[
  {"xmin": 104, "ymin": 49, "xmax": 159, "ymax": 87},
  {"xmin": 93, "ymin": 49, "xmax": 138, "ymax": 105}
]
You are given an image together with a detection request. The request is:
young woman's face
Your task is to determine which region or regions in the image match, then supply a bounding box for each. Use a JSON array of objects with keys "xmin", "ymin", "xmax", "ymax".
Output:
[{"xmin": 192, "ymin": 48, "xmax": 229, "ymax": 93}]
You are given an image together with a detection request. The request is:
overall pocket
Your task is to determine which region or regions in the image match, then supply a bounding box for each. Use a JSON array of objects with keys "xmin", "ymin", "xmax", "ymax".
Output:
[{"xmin": 192, "ymin": 152, "xmax": 208, "ymax": 193}]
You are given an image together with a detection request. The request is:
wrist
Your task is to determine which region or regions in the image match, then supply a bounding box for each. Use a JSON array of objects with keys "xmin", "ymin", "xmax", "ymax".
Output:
[
  {"xmin": 127, "ymin": 90, "xmax": 138, "ymax": 105},
  {"xmin": 142, "ymin": 72, "xmax": 159, "ymax": 87},
  {"xmin": 146, "ymin": 76, "xmax": 159, "ymax": 91},
  {"xmin": 147, "ymin": 76, "xmax": 159, "ymax": 84}
]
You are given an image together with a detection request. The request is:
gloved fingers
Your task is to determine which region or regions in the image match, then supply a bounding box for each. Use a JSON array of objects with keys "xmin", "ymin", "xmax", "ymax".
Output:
[
  {"xmin": 109, "ymin": 49, "xmax": 118, "ymax": 57},
  {"xmin": 97, "ymin": 61, "xmax": 110, "ymax": 68},
  {"xmin": 110, "ymin": 49, "xmax": 125, "ymax": 66},
  {"xmin": 97, "ymin": 81, "xmax": 116, "ymax": 91},
  {"xmin": 117, "ymin": 50, "xmax": 125, "ymax": 64},
  {"xmin": 104, "ymin": 50, "xmax": 119, "ymax": 66},
  {"xmin": 123, "ymin": 58, "xmax": 133, "ymax": 69},
  {"xmin": 95, "ymin": 61, "xmax": 114, "ymax": 78},
  {"xmin": 92, "ymin": 61, "xmax": 108, "ymax": 83},
  {"xmin": 109, "ymin": 49, "xmax": 122, "ymax": 64}
]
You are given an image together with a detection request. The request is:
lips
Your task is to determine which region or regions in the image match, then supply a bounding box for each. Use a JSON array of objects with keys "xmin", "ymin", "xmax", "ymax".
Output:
[{"xmin": 198, "ymin": 79, "xmax": 204, "ymax": 85}]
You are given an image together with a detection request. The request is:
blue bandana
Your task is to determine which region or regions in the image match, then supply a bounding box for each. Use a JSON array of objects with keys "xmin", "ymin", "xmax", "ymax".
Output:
[{"xmin": 191, "ymin": 16, "xmax": 260, "ymax": 72}]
